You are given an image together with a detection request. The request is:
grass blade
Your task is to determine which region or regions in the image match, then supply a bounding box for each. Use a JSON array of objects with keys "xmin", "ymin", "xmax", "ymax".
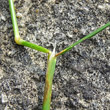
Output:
[{"xmin": 55, "ymin": 22, "xmax": 110, "ymax": 57}]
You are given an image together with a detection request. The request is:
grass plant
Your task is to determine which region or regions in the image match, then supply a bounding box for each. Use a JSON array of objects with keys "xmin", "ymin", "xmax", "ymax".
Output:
[{"xmin": 8, "ymin": 0, "xmax": 110, "ymax": 109}]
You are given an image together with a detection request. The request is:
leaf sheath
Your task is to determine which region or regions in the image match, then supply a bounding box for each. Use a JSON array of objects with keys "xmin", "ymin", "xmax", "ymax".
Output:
[{"xmin": 43, "ymin": 56, "xmax": 56, "ymax": 110}]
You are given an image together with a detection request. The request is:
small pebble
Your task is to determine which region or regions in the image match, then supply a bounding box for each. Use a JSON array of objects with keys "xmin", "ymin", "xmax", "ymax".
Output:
[
  {"xmin": 4, "ymin": 106, "xmax": 9, "ymax": 110},
  {"xmin": 16, "ymin": 12, "xmax": 23, "ymax": 18},
  {"xmin": 1, "ymin": 93, "xmax": 8, "ymax": 103},
  {"xmin": 1, "ymin": 15, "xmax": 6, "ymax": 21}
]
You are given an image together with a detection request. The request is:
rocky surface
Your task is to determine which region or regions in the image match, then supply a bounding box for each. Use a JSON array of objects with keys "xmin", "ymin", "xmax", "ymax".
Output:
[{"xmin": 0, "ymin": 0, "xmax": 110, "ymax": 110}]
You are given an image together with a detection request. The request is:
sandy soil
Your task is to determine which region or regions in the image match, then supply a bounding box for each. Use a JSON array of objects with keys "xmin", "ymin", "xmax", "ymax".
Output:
[{"xmin": 0, "ymin": 0, "xmax": 110, "ymax": 110}]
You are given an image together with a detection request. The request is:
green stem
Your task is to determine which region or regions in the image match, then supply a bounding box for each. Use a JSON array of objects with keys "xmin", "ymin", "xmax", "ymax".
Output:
[
  {"xmin": 9, "ymin": 0, "xmax": 20, "ymax": 43},
  {"xmin": 43, "ymin": 55, "xmax": 56, "ymax": 110},
  {"xmin": 8, "ymin": 0, "xmax": 51, "ymax": 54},
  {"xmin": 20, "ymin": 39, "xmax": 51, "ymax": 54},
  {"xmin": 55, "ymin": 22, "xmax": 110, "ymax": 57}
]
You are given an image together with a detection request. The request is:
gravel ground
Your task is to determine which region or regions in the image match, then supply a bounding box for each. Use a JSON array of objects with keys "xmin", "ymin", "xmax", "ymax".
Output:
[{"xmin": 0, "ymin": 0, "xmax": 110, "ymax": 110}]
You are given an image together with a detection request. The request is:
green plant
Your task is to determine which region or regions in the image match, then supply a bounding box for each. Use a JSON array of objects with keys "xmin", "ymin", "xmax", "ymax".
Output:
[{"xmin": 8, "ymin": 0, "xmax": 110, "ymax": 110}]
